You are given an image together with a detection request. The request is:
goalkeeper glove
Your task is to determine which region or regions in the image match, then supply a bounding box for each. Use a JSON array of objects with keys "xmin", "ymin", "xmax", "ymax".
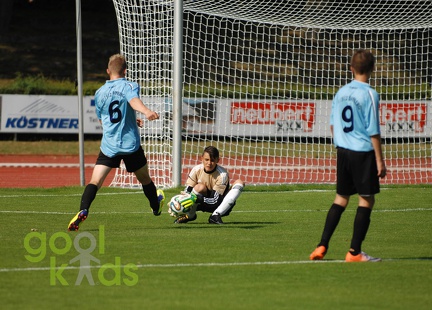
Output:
[{"xmin": 177, "ymin": 192, "xmax": 197, "ymax": 211}]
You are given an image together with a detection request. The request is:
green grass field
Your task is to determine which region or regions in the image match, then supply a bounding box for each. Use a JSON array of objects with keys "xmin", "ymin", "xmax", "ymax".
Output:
[{"xmin": 1, "ymin": 185, "xmax": 431, "ymax": 310}]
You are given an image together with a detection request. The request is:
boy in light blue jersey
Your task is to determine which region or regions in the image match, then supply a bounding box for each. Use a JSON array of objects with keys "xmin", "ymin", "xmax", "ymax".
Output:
[
  {"xmin": 310, "ymin": 49, "xmax": 387, "ymax": 262},
  {"xmin": 68, "ymin": 54, "xmax": 165, "ymax": 231},
  {"xmin": 330, "ymin": 80, "xmax": 380, "ymax": 152},
  {"xmin": 94, "ymin": 75, "xmax": 143, "ymax": 158}
]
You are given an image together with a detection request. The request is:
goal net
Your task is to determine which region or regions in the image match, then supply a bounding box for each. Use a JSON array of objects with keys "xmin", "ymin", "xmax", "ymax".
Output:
[{"xmin": 110, "ymin": 0, "xmax": 432, "ymax": 188}]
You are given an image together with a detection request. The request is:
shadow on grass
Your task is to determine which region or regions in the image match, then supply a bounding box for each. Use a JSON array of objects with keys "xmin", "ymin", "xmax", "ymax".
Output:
[{"xmin": 169, "ymin": 221, "xmax": 280, "ymax": 229}]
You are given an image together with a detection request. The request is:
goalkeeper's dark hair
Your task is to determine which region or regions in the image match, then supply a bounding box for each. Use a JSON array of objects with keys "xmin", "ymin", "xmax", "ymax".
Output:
[{"xmin": 203, "ymin": 146, "xmax": 219, "ymax": 161}]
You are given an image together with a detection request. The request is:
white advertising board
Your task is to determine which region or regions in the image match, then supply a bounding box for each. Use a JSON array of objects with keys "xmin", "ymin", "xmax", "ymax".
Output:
[
  {"xmin": 215, "ymin": 100, "xmax": 431, "ymax": 138},
  {"xmin": 0, "ymin": 95, "xmax": 102, "ymax": 134},
  {"xmin": 1, "ymin": 95, "xmax": 430, "ymax": 138},
  {"xmin": 216, "ymin": 100, "xmax": 330, "ymax": 137},
  {"xmin": 0, "ymin": 95, "xmax": 166, "ymax": 135}
]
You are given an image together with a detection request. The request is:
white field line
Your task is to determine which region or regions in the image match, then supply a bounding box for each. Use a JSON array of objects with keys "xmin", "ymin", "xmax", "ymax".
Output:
[
  {"xmin": 0, "ymin": 187, "xmax": 424, "ymax": 199},
  {"xmin": 1, "ymin": 190, "xmax": 330, "ymax": 199},
  {"xmin": 0, "ymin": 162, "xmax": 430, "ymax": 172},
  {"xmin": 0, "ymin": 207, "xmax": 431, "ymax": 215},
  {"xmin": 0, "ymin": 189, "xmax": 431, "ymax": 214},
  {"xmin": 0, "ymin": 163, "xmax": 95, "ymax": 168},
  {"xmin": 1, "ymin": 258, "xmax": 428, "ymax": 273}
]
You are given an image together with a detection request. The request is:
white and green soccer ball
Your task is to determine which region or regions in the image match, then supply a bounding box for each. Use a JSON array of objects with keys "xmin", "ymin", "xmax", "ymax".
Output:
[{"xmin": 167, "ymin": 193, "xmax": 191, "ymax": 217}]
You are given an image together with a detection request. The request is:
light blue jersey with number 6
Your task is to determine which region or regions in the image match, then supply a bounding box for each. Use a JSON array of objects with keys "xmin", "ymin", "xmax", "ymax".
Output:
[
  {"xmin": 94, "ymin": 78, "xmax": 141, "ymax": 157},
  {"xmin": 330, "ymin": 80, "xmax": 380, "ymax": 152}
]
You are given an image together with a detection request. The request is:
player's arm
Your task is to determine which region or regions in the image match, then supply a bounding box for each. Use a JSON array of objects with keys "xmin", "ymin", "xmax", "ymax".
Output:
[
  {"xmin": 184, "ymin": 177, "xmax": 196, "ymax": 194},
  {"xmin": 129, "ymin": 97, "xmax": 159, "ymax": 121},
  {"xmin": 136, "ymin": 118, "xmax": 144, "ymax": 128},
  {"xmin": 177, "ymin": 166, "xmax": 201, "ymax": 208},
  {"xmin": 184, "ymin": 185, "xmax": 194, "ymax": 194},
  {"xmin": 184, "ymin": 165, "xmax": 201, "ymax": 194},
  {"xmin": 371, "ymin": 134, "xmax": 387, "ymax": 178}
]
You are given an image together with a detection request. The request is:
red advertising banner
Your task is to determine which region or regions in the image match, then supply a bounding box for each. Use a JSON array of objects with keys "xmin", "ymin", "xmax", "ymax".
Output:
[
  {"xmin": 380, "ymin": 102, "xmax": 427, "ymax": 133},
  {"xmin": 230, "ymin": 102, "xmax": 316, "ymax": 132}
]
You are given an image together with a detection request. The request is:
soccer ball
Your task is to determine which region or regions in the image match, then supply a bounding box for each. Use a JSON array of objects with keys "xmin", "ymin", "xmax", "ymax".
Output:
[{"xmin": 167, "ymin": 193, "xmax": 191, "ymax": 217}]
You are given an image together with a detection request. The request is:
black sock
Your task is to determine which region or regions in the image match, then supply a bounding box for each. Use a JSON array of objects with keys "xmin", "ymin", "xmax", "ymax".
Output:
[
  {"xmin": 318, "ymin": 203, "xmax": 345, "ymax": 249},
  {"xmin": 142, "ymin": 181, "xmax": 158, "ymax": 210},
  {"xmin": 80, "ymin": 184, "xmax": 98, "ymax": 211},
  {"xmin": 350, "ymin": 207, "xmax": 372, "ymax": 255}
]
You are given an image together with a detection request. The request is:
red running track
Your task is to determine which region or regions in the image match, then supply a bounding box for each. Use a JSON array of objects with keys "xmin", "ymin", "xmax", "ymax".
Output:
[
  {"xmin": 0, "ymin": 155, "xmax": 115, "ymax": 188},
  {"xmin": 0, "ymin": 154, "xmax": 429, "ymax": 188}
]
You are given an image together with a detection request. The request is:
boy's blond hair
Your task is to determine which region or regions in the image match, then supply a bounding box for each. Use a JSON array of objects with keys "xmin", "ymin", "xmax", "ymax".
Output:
[{"xmin": 108, "ymin": 54, "xmax": 127, "ymax": 75}]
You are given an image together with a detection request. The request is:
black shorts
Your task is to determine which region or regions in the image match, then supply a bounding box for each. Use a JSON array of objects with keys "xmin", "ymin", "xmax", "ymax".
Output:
[
  {"xmin": 196, "ymin": 187, "xmax": 234, "ymax": 215},
  {"xmin": 336, "ymin": 147, "xmax": 380, "ymax": 196},
  {"xmin": 95, "ymin": 146, "xmax": 147, "ymax": 172},
  {"xmin": 197, "ymin": 200, "xmax": 236, "ymax": 216}
]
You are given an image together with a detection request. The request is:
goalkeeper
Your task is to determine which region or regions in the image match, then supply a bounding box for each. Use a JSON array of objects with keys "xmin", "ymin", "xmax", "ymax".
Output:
[{"xmin": 171, "ymin": 146, "xmax": 244, "ymax": 224}]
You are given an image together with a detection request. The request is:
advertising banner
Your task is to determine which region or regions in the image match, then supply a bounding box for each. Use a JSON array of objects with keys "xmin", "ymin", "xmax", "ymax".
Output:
[
  {"xmin": 1, "ymin": 95, "xmax": 430, "ymax": 138},
  {"xmin": 0, "ymin": 95, "xmax": 166, "ymax": 135},
  {"xmin": 217, "ymin": 100, "xmax": 430, "ymax": 138},
  {"xmin": 0, "ymin": 95, "xmax": 102, "ymax": 134},
  {"xmin": 218, "ymin": 100, "xmax": 330, "ymax": 137}
]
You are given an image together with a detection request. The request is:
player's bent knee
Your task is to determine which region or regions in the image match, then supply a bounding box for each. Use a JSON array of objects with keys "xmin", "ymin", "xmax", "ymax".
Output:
[
  {"xmin": 193, "ymin": 183, "xmax": 207, "ymax": 194},
  {"xmin": 232, "ymin": 182, "xmax": 244, "ymax": 191}
]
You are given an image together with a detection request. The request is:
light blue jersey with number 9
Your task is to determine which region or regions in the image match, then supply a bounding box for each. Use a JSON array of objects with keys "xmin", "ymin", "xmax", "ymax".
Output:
[
  {"xmin": 330, "ymin": 80, "xmax": 380, "ymax": 152},
  {"xmin": 94, "ymin": 78, "xmax": 141, "ymax": 157}
]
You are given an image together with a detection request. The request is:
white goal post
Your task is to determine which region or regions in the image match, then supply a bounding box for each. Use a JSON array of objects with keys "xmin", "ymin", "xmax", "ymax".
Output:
[{"xmin": 110, "ymin": 0, "xmax": 432, "ymax": 188}]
